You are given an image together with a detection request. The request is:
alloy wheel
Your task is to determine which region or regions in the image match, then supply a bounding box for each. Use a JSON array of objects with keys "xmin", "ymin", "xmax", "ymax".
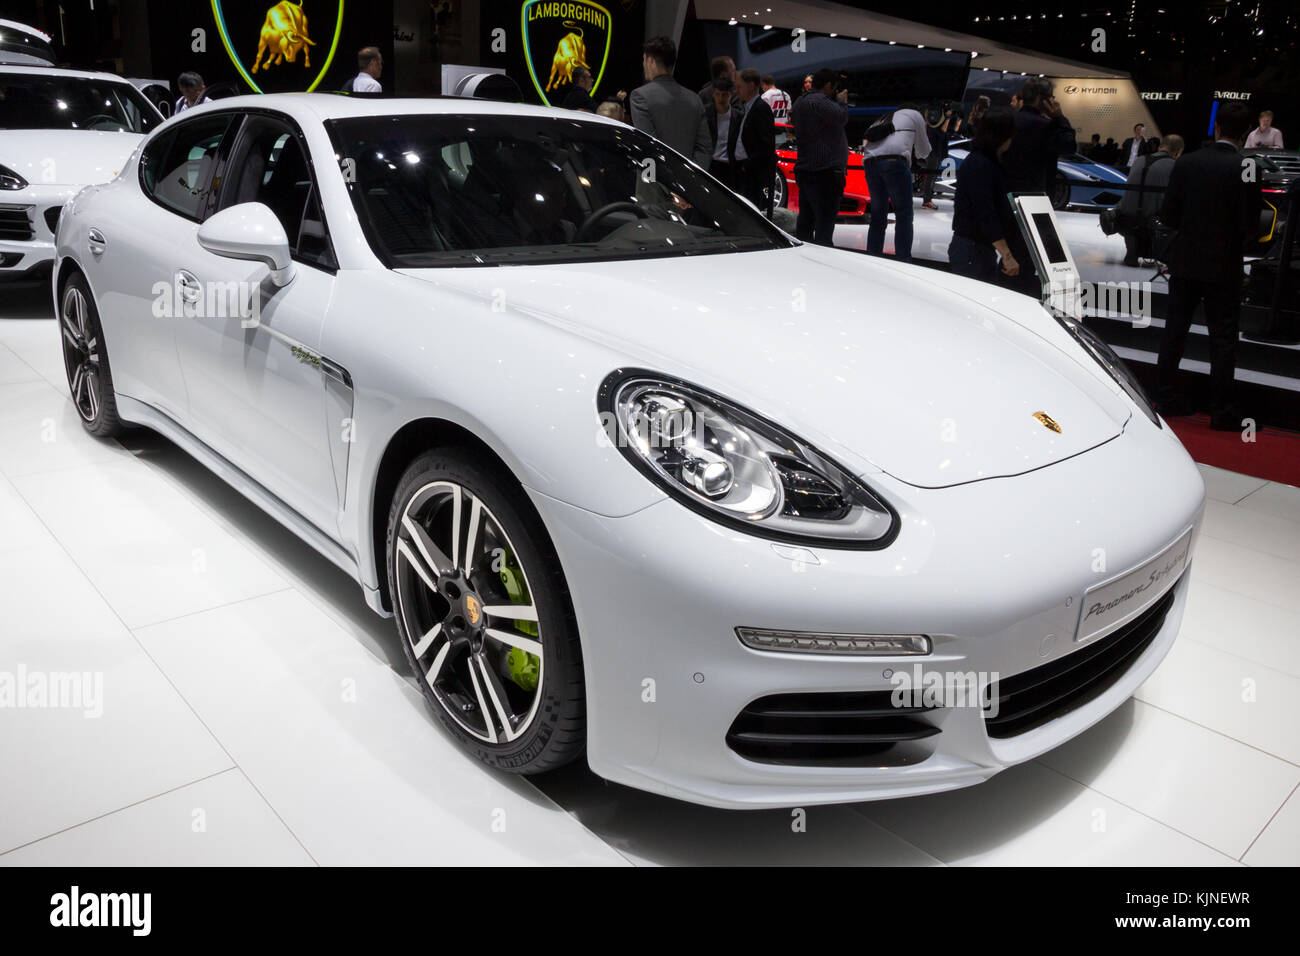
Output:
[
  {"xmin": 60, "ymin": 284, "xmax": 101, "ymax": 423},
  {"xmin": 393, "ymin": 480, "xmax": 545, "ymax": 744}
]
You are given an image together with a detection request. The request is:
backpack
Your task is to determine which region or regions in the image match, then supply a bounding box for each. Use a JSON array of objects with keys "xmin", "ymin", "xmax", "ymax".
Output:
[{"xmin": 864, "ymin": 111, "xmax": 896, "ymax": 143}]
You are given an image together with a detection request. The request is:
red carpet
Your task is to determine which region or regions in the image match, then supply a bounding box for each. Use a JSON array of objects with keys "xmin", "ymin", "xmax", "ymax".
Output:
[{"xmin": 1166, "ymin": 415, "xmax": 1300, "ymax": 487}]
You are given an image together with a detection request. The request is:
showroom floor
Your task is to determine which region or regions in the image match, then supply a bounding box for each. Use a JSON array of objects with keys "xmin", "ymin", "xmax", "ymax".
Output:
[{"xmin": 1, "ymin": 275, "xmax": 1297, "ymax": 867}]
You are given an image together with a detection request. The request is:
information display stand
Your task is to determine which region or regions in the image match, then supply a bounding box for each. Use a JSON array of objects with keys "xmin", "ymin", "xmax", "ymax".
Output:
[{"xmin": 1010, "ymin": 193, "xmax": 1083, "ymax": 321}]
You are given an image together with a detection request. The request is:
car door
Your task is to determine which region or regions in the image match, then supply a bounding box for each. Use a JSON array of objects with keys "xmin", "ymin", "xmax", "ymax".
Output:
[
  {"xmin": 172, "ymin": 111, "xmax": 345, "ymax": 539},
  {"xmin": 88, "ymin": 110, "xmax": 236, "ymax": 419}
]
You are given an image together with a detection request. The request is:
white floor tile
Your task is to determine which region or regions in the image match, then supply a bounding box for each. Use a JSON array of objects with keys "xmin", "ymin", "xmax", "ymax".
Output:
[
  {"xmin": 1180, "ymin": 581, "xmax": 1300, "ymax": 679},
  {"xmin": 11, "ymin": 459, "xmax": 289, "ymax": 629},
  {"xmin": 852, "ymin": 761, "xmax": 1237, "ymax": 866},
  {"xmin": 135, "ymin": 589, "xmax": 628, "ymax": 866},
  {"xmin": 0, "ymin": 543, "xmax": 233, "ymax": 853},
  {"xmin": 1243, "ymin": 785, "xmax": 1300, "ymax": 866},
  {"xmin": 0, "ymin": 475, "xmax": 51, "ymax": 555},
  {"xmin": 1237, "ymin": 481, "xmax": 1300, "ymax": 525},
  {"xmin": 0, "ymin": 770, "xmax": 313, "ymax": 866},
  {"xmin": 1202, "ymin": 498, "xmax": 1300, "ymax": 563},
  {"xmin": 1136, "ymin": 637, "xmax": 1300, "ymax": 765},
  {"xmin": 0, "ymin": 315, "xmax": 66, "ymax": 389},
  {"xmin": 0, "ymin": 343, "xmax": 41, "ymax": 386},
  {"xmin": 1190, "ymin": 535, "xmax": 1300, "ymax": 614},
  {"xmin": 1197, "ymin": 463, "xmax": 1269, "ymax": 505},
  {"xmin": 1036, "ymin": 699, "xmax": 1299, "ymax": 858},
  {"xmin": 0, "ymin": 379, "xmax": 132, "ymax": 478}
]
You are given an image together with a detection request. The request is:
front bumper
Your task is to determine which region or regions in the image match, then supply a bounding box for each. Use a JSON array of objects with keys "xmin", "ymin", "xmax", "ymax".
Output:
[
  {"xmin": 0, "ymin": 185, "xmax": 76, "ymax": 278},
  {"xmin": 528, "ymin": 421, "xmax": 1204, "ymax": 809}
]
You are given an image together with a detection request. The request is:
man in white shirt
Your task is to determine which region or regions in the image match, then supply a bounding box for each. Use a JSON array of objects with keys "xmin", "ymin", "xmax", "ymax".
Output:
[
  {"xmin": 345, "ymin": 47, "xmax": 383, "ymax": 93},
  {"xmin": 861, "ymin": 105, "xmax": 931, "ymax": 262},
  {"xmin": 1245, "ymin": 110, "xmax": 1284, "ymax": 149},
  {"xmin": 760, "ymin": 75, "xmax": 790, "ymax": 123}
]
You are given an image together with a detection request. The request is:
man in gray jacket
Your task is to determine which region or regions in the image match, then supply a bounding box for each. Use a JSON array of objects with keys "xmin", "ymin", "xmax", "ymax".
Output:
[
  {"xmin": 629, "ymin": 35, "xmax": 711, "ymax": 168},
  {"xmin": 1117, "ymin": 134, "xmax": 1182, "ymax": 266}
]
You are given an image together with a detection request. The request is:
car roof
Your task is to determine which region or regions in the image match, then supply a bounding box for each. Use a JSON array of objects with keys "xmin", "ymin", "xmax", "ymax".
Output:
[
  {"xmin": 0, "ymin": 18, "xmax": 52, "ymax": 41},
  {"xmin": 0, "ymin": 63, "xmax": 138, "ymax": 84},
  {"xmin": 180, "ymin": 92, "xmax": 626, "ymax": 128}
]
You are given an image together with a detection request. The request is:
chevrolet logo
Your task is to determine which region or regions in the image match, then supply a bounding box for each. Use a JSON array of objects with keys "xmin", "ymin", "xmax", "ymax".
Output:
[{"xmin": 1033, "ymin": 411, "xmax": 1062, "ymax": 433}]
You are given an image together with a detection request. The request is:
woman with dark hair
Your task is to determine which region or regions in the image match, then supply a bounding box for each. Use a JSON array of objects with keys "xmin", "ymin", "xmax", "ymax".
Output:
[{"xmin": 947, "ymin": 106, "xmax": 1020, "ymax": 283}]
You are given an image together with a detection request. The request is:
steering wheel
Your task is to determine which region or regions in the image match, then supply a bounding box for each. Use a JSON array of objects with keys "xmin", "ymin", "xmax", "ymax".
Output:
[
  {"xmin": 83, "ymin": 114, "xmax": 123, "ymax": 131},
  {"xmin": 575, "ymin": 201, "xmax": 649, "ymax": 242}
]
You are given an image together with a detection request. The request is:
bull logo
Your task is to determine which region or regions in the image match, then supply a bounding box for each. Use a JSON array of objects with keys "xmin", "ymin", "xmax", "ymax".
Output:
[
  {"xmin": 211, "ymin": 0, "xmax": 344, "ymax": 94},
  {"xmin": 522, "ymin": 0, "xmax": 612, "ymax": 106},
  {"xmin": 252, "ymin": 1, "xmax": 316, "ymax": 74},
  {"xmin": 545, "ymin": 24, "xmax": 587, "ymax": 92}
]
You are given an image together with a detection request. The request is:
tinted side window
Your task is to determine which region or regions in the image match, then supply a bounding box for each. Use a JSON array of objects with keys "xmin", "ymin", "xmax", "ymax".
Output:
[
  {"xmin": 223, "ymin": 118, "xmax": 335, "ymax": 269},
  {"xmin": 140, "ymin": 114, "xmax": 233, "ymax": 221}
]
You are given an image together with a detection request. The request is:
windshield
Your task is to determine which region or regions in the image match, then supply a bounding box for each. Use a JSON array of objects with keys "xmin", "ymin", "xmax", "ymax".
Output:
[
  {"xmin": 0, "ymin": 72, "xmax": 162, "ymax": 132},
  {"xmin": 328, "ymin": 113, "xmax": 793, "ymax": 267}
]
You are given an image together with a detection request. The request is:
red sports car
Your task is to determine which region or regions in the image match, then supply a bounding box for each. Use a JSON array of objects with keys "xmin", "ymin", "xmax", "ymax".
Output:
[{"xmin": 774, "ymin": 123, "xmax": 870, "ymax": 219}]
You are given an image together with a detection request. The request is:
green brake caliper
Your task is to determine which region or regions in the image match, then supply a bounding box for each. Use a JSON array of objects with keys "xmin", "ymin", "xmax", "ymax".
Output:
[{"xmin": 500, "ymin": 559, "xmax": 540, "ymax": 692}]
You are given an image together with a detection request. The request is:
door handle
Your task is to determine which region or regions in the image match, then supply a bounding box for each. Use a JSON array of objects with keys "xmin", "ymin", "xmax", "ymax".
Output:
[
  {"xmin": 176, "ymin": 270, "xmax": 202, "ymax": 304},
  {"xmin": 87, "ymin": 228, "xmax": 106, "ymax": 255}
]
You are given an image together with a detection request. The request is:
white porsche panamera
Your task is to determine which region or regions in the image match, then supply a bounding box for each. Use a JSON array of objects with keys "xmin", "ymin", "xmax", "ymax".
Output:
[{"xmin": 51, "ymin": 93, "xmax": 1204, "ymax": 809}]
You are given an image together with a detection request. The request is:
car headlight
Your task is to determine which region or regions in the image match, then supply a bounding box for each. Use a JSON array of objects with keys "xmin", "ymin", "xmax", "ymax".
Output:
[
  {"xmin": 599, "ymin": 371, "xmax": 897, "ymax": 548},
  {"xmin": 1053, "ymin": 312, "xmax": 1161, "ymax": 427},
  {"xmin": 0, "ymin": 164, "xmax": 28, "ymax": 190}
]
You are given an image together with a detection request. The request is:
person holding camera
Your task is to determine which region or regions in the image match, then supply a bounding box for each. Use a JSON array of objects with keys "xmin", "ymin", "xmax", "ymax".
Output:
[
  {"xmin": 921, "ymin": 104, "xmax": 960, "ymax": 210},
  {"xmin": 862, "ymin": 101, "xmax": 930, "ymax": 262},
  {"xmin": 1115, "ymin": 134, "xmax": 1182, "ymax": 267},
  {"xmin": 790, "ymin": 68, "xmax": 849, "ymax": 246}
]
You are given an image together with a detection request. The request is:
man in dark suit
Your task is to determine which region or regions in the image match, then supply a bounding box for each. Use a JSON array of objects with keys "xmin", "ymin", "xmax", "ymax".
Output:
[
  {"xmin": 732, "ymin": 68, "xmax": 777, "ymax": 215},
  {"xmin": 1156, "ymin": 104, "xmax": 1263, "ymax": 428},
  {"xmin": 1119, "ymin": 123, "xmax": 1152, "ymax": 171},
  {"xmin": 999, "ymin": 77, "xmax": 1076, "ymax": 294},
  {"xmin": 629, "ymin": 36, "xmax": 711, "ymax": 167}
]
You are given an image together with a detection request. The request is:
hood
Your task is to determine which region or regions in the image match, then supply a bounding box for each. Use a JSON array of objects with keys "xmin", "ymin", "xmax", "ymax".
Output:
[
  {"xmin": 399, "ymin": 246, "xmax": 1131, "ymax": 489},
  {"xmin": 0, "ymin": 130, "xmax": 141, "ymax": 186}
]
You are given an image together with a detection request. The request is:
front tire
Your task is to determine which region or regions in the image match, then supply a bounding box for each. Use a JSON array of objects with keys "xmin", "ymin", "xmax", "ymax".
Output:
[
  {"xmin": 59, "ymin": 272, "xmax": 123, "ymax": 438},
  {"xmin": 386, "ymin": 449, "xmax": 586, "ymax": 774}
]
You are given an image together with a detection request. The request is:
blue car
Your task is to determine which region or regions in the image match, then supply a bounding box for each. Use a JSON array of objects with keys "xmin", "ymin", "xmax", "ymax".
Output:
[{"xmin": 937, "ymin": 140, "xmax": 1129, "ymax": 210}]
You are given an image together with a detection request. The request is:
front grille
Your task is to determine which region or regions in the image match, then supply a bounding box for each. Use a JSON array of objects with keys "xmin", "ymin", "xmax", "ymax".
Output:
[
  {"xmin": 984, "ymin": 577, "xmax": 1180, "ymax": 739},
  {"xmin": 43, "ymin": 206, "xmax": 62, "ymax": 234},
  {"xmin": 0, "ymin": 204, "xmax": 33, "ymax": 241},
  {"xmin": 727, "ymin": 690, "xmax": 938, "ymax": 765}
]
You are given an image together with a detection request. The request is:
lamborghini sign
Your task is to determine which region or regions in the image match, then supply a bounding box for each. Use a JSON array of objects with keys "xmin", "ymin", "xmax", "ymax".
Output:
[
  {"xmin": 211, "ymin": 0, "xmax": 344, "ymax": 94},
  {"xmin": 521, "ymin": 0, "xmax": 612, "ymax": 105}
]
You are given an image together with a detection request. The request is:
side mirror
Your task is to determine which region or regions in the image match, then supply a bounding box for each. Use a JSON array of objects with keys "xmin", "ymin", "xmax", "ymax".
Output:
[{"xmin": 197, "ymin": 202, "xmax": 295, "ymax": 287}]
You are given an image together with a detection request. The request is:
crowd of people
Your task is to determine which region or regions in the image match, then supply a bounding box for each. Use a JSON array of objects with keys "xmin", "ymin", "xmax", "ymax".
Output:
[{"xmin": 168, "ymin": 41, "xmax": 1273, "ymax": 428}]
